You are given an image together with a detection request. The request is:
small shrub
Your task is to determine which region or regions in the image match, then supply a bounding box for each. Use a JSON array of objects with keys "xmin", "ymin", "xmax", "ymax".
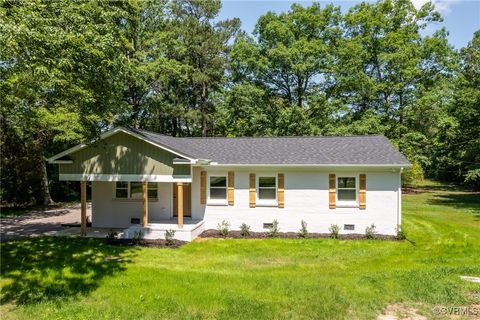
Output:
[
  {"xmin": 132, "ymin": 229, "xmax": 144, "ymax": 245},
  {"xmin": 268, "ymin": 219, "xmax": 280, "ymax": 237},
  {"xmin": 217, "ymin": 220, "xmax": 230, "ymax": 236},
  {"xmin": 396, "ymin": 227, "xmax": 407, "ymax": 240},
  {"xmin": 298, "ymin": 220, "xmax": 308, "ymax": 238},
  {"xmin": 329, "ymin": 224, "xmax": 340, "ymax": 239},
  {"xmin": 240, "ymin": 223, "xmax": 251, "ymax": 237},
  {"xmin": 106, "ymin": 229, "xmax": 118, "ymax": 240},
  {"xmin": 365, "ymin": 224, "xmax": 377, "ymax": 240},
  {"xmin": 165, "ymin": 229, "xmax": 176, "ymax": 246}
]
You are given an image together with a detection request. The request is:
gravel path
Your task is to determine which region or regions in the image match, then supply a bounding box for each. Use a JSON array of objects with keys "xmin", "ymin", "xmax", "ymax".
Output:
[{"xmin": 0, "ymin": 203, "xmax": 91, "ymax": 242}]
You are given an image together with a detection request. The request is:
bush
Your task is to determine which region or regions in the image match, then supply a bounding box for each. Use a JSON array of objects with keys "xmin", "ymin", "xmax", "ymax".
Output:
[
  {"xmin": 132, "ymin": 229, "xmax": 144, "ymax": 245},
  {"xmin": 402, "ymin": 160, "xmax": 424, "ymax": 187},
  {"xmin": 396, "ymin": 227, "xmax": 407, "ymax": 240},
  {"xmin": 465, "ymin": 169, "xmax": 480, "ymax": 190},
  {"xmin": 365, "ymin": 224, "xmax": 377, "ymax": 240},
  {"xmin": 268, "ymin": 220, "xmax": 280, "ymax": 237},
  {"xmin": 165, "ymin": 229, "xmax": 176, "ymax": 246},
  {"xmin": 240, "ymin": 223, "xmax": 250, "ymax": 237},
  {"xmin": 217, "ymin": 220, "xmax": 230, "ymax": 236},
  {"xmin": 298, "ymin": 220, "xmax": 308, "ymax": 238},
  {"xmin": 329, "ymin": 224, "xmax": 340, "ymax": 239}
]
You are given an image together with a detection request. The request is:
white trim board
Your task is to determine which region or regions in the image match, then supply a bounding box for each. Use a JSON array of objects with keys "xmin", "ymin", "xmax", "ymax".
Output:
[{"xmin": 59, "ymin": 174, "xmax": 192, "ymax": 182}]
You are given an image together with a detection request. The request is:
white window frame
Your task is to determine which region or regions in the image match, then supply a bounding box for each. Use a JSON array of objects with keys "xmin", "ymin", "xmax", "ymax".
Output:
[
  {"xmin": 207, "ymin": 173, "xmax": 228, "ymax": 206},
  {"xmin": 114, "ymin": 182, "xmax": 158, "ymax": 200},
  {"xmin": 256, "ymin": 174, "xmax": 277, "ymax": 206},
  {"xmin": 336, "ymin": 175, "xmax": 359, "ymax": 207}
]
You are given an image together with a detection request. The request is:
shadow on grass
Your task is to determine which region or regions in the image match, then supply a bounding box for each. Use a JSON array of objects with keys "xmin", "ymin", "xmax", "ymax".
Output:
[
  {"xmin": 0, "ymin": 237, "xmax": 137, "ymax": 305},
  {"xmin": 427, "ymin": 192, "xmax": 480, "ymax": 213}
]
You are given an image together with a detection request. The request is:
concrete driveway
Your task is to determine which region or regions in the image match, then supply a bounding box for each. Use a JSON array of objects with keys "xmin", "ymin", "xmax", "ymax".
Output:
[{"xmin": 0, "ymin": 203, "xmax": 91, "ymax": 242}]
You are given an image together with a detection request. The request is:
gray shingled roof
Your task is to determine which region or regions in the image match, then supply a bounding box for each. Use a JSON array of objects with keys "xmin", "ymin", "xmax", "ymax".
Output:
[{"xmin": 131, "ymin": 128, "xmax": 410, "ymax": 166}]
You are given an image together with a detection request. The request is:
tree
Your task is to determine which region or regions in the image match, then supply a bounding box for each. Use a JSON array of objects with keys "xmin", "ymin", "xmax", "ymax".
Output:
[
  {"xmin": 338, "ymin": 0, "xmax": 455, "ymax": 125},
  {"xmin": 164, "ymin": 0, "xmax": 240, "ymax": 136},
  {"xmin": 432, "ymin": 31, "xmax": 480, "ymax": 188},
  {"xmin": 0, "ymin": 0, "xmax": 128, "ymax": 205},
  {"xmin": 231, "ymin": 3, "xmax": 341, "ymax": 108}
]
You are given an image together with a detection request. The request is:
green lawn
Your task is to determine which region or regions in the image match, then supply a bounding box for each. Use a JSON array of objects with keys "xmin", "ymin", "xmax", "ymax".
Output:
[{"xmin": 1, "ymin": 185, "xmax": 479, "ymax": 319}]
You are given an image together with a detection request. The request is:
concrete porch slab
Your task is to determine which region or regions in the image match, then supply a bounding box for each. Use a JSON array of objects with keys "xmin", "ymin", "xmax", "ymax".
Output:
[
  {"xmin": 124, "ymin": 219, "xmax": 205, "ymax": 242},
  {"xmin": 55, "ymin": 227, "xmax": 124, "ymax": 238}
]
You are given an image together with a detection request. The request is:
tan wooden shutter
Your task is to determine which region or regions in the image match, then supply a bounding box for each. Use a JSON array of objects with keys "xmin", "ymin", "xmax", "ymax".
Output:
[
  {"xmin": 277, "ymin": 173, "xmax": 285, "ymax": 208},
  {"xmin": 359, "ymin": 174, "xmax": 366, "ymax": 209},
  {"xmin": 329, "ymin": 174, "xmax": 336, "ymax": 209},
  {"xmin": 228, "ymin": 171, "xmax": 234, "ymax": 205},
  {"xmin": 249, "ymin": 173, "xmax": 256, "ymax": 208},
  {"xmin": 200, "ymin": 171, "xmax": 206, "ymax": 204}
]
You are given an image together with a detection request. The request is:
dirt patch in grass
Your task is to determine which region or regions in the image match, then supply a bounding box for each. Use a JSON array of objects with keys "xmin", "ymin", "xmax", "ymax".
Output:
[
  {"xmin": 200, "ymin": 229, "xmax": 398, "ymax": 241},
  {"xmin": 105, "ymin": 238, "xmax": 187, "ymax": 248},
  {"xmin": 402, "ymin": 188, "xmax": 426, "ymax": 195},
  {"xmin": 377, "ymin": 303, "xmax": 427, "ymax": 320}
]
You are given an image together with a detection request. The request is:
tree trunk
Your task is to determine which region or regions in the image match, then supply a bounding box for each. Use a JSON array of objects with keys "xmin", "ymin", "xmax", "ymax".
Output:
[
  {"xmin": 40, "ymin": 155, "xmax": 53, "ymax": 206},
  {"xmin": 297, "ymin": 75, "xmax": 303, "ymax": 108},
  {"xmin": 201, "ymin": 81, "xmax": 207, "ymax": 137}
]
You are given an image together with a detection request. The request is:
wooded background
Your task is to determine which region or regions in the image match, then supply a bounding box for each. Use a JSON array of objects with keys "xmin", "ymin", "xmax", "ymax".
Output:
[{"xmin": 1, "ymin": 0, "xmax": 479, "ymax": 206}]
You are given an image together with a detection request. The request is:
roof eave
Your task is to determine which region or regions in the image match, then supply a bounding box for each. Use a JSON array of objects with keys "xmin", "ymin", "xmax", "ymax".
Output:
[{"xmin": 196, "ymin": 163, "xmax": 411, "ymax": 167}]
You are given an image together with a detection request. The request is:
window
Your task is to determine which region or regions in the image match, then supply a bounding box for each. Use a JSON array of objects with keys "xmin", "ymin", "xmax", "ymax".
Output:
[
  {"xmin": 115, "ymin": 182, "xmax": 129, "ymax": 198},
  {"xmin": 337, "ymin": 177, "xmax": 356, "ymax": 201},
  {"xmin": 209, "ymin": 176, "xmax": 227, "ymax": 200},
  {"xmin": 115, "ymin": 182, "xmax": 158, "ymax": 199},
  {"xmin": 258, "ymin": 176, "xmax": 276, "ymax": 200},
  {"xmin": 130, "ymin": 182, "xmax": 143, "ymax": 199}
]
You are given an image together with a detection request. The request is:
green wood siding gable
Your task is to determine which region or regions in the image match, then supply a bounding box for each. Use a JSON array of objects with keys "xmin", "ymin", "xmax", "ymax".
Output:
[{"xmin": 59, "ymin": 132, "xmax": 190, "ymax": 177}]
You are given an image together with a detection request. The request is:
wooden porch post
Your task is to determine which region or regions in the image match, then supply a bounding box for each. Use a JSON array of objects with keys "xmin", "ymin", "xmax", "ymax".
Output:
[
  {"xmin": 80, "ymin": 180, "xmax": 87, "ymax": 236},
  {"xmin": 143, "ymin": 181, "xmax": 148, "ymax": 227},
  {"xmin": 177, "ymin": 182, "xmax": 183, "ymax": 229}
]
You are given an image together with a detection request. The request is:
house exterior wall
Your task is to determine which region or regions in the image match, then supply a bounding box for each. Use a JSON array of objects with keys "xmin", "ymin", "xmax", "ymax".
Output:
[
  {"xmin": 59, "ymin": 131, "xmax": 190, "ymax": 180},
  {"xmin": 191, "ymin": 166, "xmax": 401, "ymax": 235},
  {"xmin": 91, "ymin": 181, "xmax": 172, "ymax": 228},
  {"xmin": 90, "ymin": 166, "xmax": 402, "ymax": 235}
]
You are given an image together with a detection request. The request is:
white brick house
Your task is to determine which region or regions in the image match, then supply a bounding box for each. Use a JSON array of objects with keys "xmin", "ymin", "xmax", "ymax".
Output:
[{"xmin": 49, "ymin": 127, "xmax": 410, "ymax": 241}]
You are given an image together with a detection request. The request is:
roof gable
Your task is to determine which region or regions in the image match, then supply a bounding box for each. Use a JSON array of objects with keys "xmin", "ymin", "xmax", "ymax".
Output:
[{"xmin": 48, "ymin": 127, "xmax": 197, "ymax": 163}]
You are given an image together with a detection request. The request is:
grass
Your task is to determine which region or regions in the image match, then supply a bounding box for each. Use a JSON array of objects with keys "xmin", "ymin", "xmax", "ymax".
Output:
[
  {"xmin": 0, "ymin": 207, "xmax": 30, "ymax": 218},
  {"xmin": 0, "ymin": 202, "xmax": 78, "ymax": 218},
  {"xmin": 1, "ymin": 183, "xmax": 479, "ymax": 319}
]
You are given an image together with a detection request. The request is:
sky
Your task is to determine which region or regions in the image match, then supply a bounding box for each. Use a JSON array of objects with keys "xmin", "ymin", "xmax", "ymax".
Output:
[{"xmin": 218, "ymin": 0, "xmax": 480, "ymax": 49}]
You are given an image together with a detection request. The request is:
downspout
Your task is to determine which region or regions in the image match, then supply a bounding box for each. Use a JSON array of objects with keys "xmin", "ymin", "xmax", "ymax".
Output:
[{"xmin": 397, "ymin": 168, "xmax": 403, "ymax": 231}]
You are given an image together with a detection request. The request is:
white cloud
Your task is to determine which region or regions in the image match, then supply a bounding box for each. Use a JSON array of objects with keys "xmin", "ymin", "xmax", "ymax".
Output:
[{"xmin": 411, "ymin": 0, "xmax": 459, "ymax": 15}]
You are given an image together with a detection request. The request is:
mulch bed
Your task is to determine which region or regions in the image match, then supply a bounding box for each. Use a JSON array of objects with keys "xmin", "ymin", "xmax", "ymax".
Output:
[
  {"xmin": 105, "ymin": 238, "xmax": 187, "ymax": 248},
  {"xmin": 200, "ymin": 229, "xmax": 398, "ymax": 241}
]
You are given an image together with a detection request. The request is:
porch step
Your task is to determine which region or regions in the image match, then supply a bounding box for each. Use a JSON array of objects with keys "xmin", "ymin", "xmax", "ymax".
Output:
[{"xmin": 123, "ymin": 220, "xmax": 205, "ymax": 242}]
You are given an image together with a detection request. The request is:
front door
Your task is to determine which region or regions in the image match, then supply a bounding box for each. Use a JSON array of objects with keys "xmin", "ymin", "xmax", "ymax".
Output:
[{"xmin": 173, "ymin": 183, "xmax": 191, "ymax": 217}]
